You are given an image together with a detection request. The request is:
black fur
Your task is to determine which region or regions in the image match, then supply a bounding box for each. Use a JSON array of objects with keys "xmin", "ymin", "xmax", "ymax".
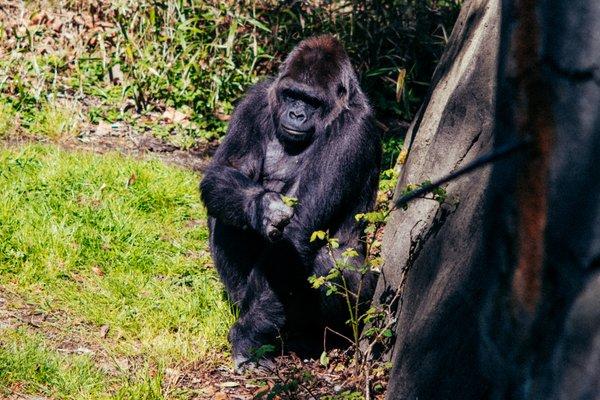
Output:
[{"xmin": 200, "ymin": 35, "xmax": 381, "ymax": 368}]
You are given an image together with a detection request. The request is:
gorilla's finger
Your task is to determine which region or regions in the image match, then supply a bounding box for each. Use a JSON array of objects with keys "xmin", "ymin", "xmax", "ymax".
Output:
[
  {"xmin": 233, "ymin": 356, "xmax": 275, "ymax": 374},
  {"xmin": 233, "ymin": 355, "xmax": 250, "ymax": 374},
  {"xmin": 267, "ymin": 225, "xmax": 283, "ymax": 241},
  {"xmin": 272, "ymin": 209, "xmax": 293, "ymax": 228},
  {"xmin": 275, "ymin": 216, "xmax": 291, "ymax": 229}
]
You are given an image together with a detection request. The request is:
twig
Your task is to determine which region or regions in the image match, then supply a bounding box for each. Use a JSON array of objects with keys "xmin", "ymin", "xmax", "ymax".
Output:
[{"xmin": 394, "ymin": 137, "xmax": 530, "ymax": 209}]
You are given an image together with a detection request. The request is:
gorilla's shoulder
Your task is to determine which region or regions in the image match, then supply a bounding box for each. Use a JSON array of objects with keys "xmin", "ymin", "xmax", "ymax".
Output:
[
  {"xmin": 239, "ymin": 78, "xmax": 274, "ymax": 104},
  {"xmin": 231, "ymin": 78, "xmax": 273, "ymax": 117},
  {"xmin": 247, "ymin": 77, "xmax": 275, "ymax": 95}
]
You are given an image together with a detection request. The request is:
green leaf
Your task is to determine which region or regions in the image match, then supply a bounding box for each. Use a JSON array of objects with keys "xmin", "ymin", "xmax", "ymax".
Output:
[
  {"xmin": 310, "ymin": 230, "xmax": 327, "ymax": 242},
  {"xmin": 253, "ymin": 344, "xmax": 276, "ymax": 359},
  {"xmin": 363, "ymin": 327, "xmax": 378, "ymax": 337},
  {"xmin": 310, "ymin": 276, "xmax": 326, "ymax": 289},
  {"xmin": 341, "ymin": 248, "xmax": 359, "ymax": 259},
  {"xmin": 319, "ymin": 351, "xmax": 330, "ymax": 367},
  {"xmin": 327, "ymin": 269, "xmax": 340, "ymax": 279},
  {"xmin": 280, "ymin": 195, "xmax": 299, "ymax": 207}
]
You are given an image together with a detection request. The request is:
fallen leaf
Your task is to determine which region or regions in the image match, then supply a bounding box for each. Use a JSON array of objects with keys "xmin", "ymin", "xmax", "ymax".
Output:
[
  {"xmin": 51, "ymin": 19, "xmax": 63, "ymax": 32},
  {"xmin": 219, "ymin": 381, "xmax": 240, "ymax": 388},
  {"xmin": 97, "ymin": 21, "xmax": 114, "ymax": 29},
  {"xmin": 126, "ymin": 172, "xmax": 137, "ymax": 188},
  {"xmin": 99, "ymin": 324, "xmax": 110, "ymax": 338},
  {"xmin": 73, "ymin": 15, "xmax": 86, "ymax": 26},
  {"xmin": 214, "ymin": 392, "xmax": 229, "ymax": 400},
  {"xmin": 29, "ymin": 11, "xmax": 48, "ymax": 26},
  {"xmin": 215, "ymin": 111, "xmax": 231, "ymax": 121},
  {"xmin": 91, "ymin": 266, "xmax": 104, "ymax": 276},
  {"xmin": 162, "ymin": 107, "xmax": 188, "ymax": 124},
  {"xmin": 254, "ymin": 385, "xmax": 270, "ymax": 397}
]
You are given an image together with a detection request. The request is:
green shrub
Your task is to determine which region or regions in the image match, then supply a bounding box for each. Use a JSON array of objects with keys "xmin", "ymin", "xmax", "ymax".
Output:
[
  {"xmin": 1, "ymin": 0, "xmax": 459, "ymax": 143},
  {"xmin": 112, "ymin": 0, "xmax": 460, "ymax": 130}
]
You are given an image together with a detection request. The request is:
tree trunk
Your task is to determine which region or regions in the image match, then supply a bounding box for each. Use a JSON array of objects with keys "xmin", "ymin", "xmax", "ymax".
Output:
[
  {"xmin": 373, "ymin": 0, "xmax": 500, "ymax": 398},
  {"xmin": 377, "ymin": 0, "xmax": 600, "ymax": 398},
  {"xmin": 480, "ymin": 0, "xmax": 600, "ymax": 398}
]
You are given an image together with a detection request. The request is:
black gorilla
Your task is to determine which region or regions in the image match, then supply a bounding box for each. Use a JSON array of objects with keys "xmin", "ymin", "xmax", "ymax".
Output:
[{"xmin": 200, "ymin": 35, "xmax": 381, "ymax": 369}]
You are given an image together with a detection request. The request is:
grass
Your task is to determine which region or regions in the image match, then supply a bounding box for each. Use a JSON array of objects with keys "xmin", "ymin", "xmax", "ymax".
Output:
[
  {"xmin": 0, "ymin": 103, "xmax": 18, "ymax": 138},
  {"xmin": 0, "ymin": 144, "xmax": 234, "ymax": 399},
  {"xmin": 1, "ymin": 329, "xmax": 108, "ymax": 399},
  {"xmin": 28, "ymin": 100, "xmax": 82, "ymax": 140}
]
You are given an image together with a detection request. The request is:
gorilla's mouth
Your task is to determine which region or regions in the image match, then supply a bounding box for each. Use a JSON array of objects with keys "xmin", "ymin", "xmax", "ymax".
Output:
[{"xmin": 281, "ymin": 125, "xmax": 311, "ymax": 137}]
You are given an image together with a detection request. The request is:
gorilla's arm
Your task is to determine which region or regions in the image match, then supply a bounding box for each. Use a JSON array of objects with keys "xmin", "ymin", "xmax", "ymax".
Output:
[
  {"xmin": 202, "ymin": 160, "xmax": 293, "ymax": 239},
  {"xmin": 201, "ymin": 163, "xmax": 262, "ymax": 229},
  {"xmin": 284, "ymin": 118, "xmax": 381, "ymax": 261},
  {"xmin": 200, "ymin": 80, "xmax": 293, "ymax": 237},
  {"xmin": 200, "ymin": 81, "xmax": 267, "ymax": 230}
]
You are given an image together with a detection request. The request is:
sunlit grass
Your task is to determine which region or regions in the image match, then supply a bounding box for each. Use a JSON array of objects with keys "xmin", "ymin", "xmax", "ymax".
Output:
[
  {"xmin": 0, "ymin": 103, "xmax": 18, "ymax": 138},
  {"xmin": 28, "ymin": 101, "xmax": 82, "ymax": 140},
  {"xmin": 0, "ymin": 329, "xmax": 107, "ymax": 399},
  {"xmin": 0, "ymin": 144, "xmax": 234, "ymax": 398}
]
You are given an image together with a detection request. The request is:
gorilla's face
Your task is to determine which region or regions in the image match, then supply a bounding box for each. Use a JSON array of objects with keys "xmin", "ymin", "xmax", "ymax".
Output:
[
  {"xmin": 271, "ymin": 35, "xmax": 359, "ymax": 145},
  {"xmin": 276, "ymin": 86, "xmax": 323, "ymax": 143}
]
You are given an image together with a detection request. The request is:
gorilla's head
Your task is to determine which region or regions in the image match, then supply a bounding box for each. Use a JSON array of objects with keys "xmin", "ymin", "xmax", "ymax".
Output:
[{"xmin": 269, "ymin": 35, "xmax": 367, "ymax": 144}]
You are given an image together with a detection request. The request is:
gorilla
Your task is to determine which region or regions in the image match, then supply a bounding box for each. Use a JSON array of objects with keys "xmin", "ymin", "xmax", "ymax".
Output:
[{"xmin": 200, "ymin": 35, "xmax": 381, "ymax": 369}]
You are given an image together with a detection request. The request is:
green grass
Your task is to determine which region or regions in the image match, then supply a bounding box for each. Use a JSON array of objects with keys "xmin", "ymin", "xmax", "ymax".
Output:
[
  {"xmin": 28, "ymin": 101, "xmax": 82, "ymax": 140},
  {"xmin": 0, "ymin": 329, "xmax": 107, "ymax": 399},
  {"xmin": 0, "ymin": 144, "xmax": 234, "ymax": 399},
  {"xmin": 0, "ymin": 103, "xmax": 18, "ymax": 138}
]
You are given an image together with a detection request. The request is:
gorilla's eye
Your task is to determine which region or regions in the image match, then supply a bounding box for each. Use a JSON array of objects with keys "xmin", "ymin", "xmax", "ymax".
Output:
[
  {"xmin": 281, "ymin": 89, "xmax": 321, "ymax": 109},
  {"xmin": 281, "ymin": 89, "xmax": 294, "ymax": 101},
  {"xmin": 303, "ymin": 96, "xmax": 321, "ymax": 109},
  {"xmin": 337, "ymin": 85, "xmax": 347, "ymax": 98}
]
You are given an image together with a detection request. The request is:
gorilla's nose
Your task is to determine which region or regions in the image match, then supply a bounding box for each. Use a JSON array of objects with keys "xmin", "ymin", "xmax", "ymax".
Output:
[{"xmin": 289, "ymin": 110, "xmax": 306, "ymax": 122}]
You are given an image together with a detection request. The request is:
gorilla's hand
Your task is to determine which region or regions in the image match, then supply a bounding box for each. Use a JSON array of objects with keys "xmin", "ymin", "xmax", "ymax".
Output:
[{"xmin": 254, "ymin": 192, "xmax": 294, "ymax": 241}]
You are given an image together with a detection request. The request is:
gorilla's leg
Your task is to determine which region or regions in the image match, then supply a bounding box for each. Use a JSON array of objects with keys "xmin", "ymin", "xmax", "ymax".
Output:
[
  {"xmin": 210, "ymin": 219, "xmax": 285, "ymax": 370},
  {"xmin": 209, "ymin": 218, "xmax": 262, "ymax": 304},
  {"xmin": 229, "ymin": 266, "xmax": 285, "ymax": 370}
]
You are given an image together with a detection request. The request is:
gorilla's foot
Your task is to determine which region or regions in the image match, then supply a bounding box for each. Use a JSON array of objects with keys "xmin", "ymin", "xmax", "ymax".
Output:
[{"xmin": 233, "ymin": 354, "xmax": 276, "ymax": 374}]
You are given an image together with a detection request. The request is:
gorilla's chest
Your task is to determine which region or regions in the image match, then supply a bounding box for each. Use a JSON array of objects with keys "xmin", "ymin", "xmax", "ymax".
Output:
[{"xmin": 261, "ymin": 139, "xmax": 304, "ymax": 196}]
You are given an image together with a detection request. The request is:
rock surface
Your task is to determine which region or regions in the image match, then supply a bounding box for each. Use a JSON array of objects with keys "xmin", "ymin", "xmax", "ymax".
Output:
[
  {"xmin": 377, "ymin": 0, "xmax": 600, "ymax": 397},
  {"xmin": 373, "ymin": 0, "xmax": 501, "ymax": 398}
]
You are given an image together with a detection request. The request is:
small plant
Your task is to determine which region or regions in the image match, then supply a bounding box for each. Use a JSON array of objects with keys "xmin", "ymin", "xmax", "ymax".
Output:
[
  {"xmin": 307, "ymin": 204, "xmax": 395, "ymax": 398},
  {"xmin": 27, "ymin": 101, "xmax": 81, "ymax": 140},
  {"xmin": 308, "ymin": 230, "xmax": 369, "ymax": 359},
  {"xmin": 0, "ymin": 103, "xmax": 18, "ymax": 137},
  {"xmin": 305, "ymin": 168, "xmax": 455, "ymax": 398},
  {"xmin": 398, "ymin": 179, "xmax": 449, "ymax": 209}
]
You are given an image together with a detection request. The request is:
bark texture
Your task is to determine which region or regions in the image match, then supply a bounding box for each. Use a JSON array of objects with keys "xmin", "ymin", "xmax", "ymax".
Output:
[
  {"xmin": 375, "ymin": 0, "xmax": 500, "ymax": 398},
  {"xmin": 378, "ymin": 0, "xmax": 600, "ymax": 398},
  {"xmin": 481, "ymin": 0, "xmax": 600, "ymax": 398}
]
